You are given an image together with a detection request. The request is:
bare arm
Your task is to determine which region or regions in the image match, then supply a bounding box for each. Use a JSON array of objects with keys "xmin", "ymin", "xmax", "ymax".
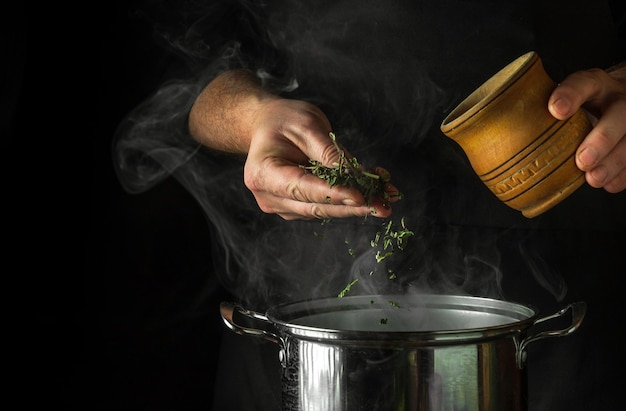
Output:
[
  {"xmin": 187, "ymin": 69, "xmax": 399, "ymax": 219},
  {"xmin": 188, "ymin": 69, "xmax": 277, "ymax": 154}
]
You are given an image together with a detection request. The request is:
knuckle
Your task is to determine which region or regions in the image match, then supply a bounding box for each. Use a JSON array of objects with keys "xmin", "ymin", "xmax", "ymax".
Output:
[
  {"xmin": 258, "ymin": 203, "xmax": 275, "ymax": 214},
  {"xmin": 291, "ymin": 103, "xmax": 326, "ymax": 130},
  {"xmin": 605, "ymin": 170, "xmax": 626, "ymax": 193},
  {"xmin": 244, "ymin": 156, "xmax": 280, "ymax": 192},
  {"xmin": 577, "ymin": 68, "xmax": 605, "ymax": 85},
  {"xmin": 565, "ymin": 69, "xmax": 605, "ymax": 97},
  {"xmin": 243, "ymin": 168, "xmax": 262, "ymax": 193},
  {"xmin": 285, "ymin": 180, "xmax": 307, "ymax": 202},
  {"xmin": 309, "ymin": 204, "xmax": 328, "ymax": 219},
  {"xmin": 318, "ymin": 142, "xmax": 341, "ymax": 166},
  {"xmin": 592, "ymin": 126, "xmax": 613, "ymax": 148}
]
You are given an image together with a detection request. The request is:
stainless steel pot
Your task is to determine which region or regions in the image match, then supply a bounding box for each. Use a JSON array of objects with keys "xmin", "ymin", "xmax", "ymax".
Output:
[{"xmin": 220, "ymin": 294, "xmax": 586, "ymax": 411}]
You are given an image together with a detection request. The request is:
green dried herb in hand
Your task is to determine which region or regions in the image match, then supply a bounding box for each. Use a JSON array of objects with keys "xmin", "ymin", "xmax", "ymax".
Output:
[{"xmin": 300, "ymin": 132, "xmax": 395, "ymax": 205}]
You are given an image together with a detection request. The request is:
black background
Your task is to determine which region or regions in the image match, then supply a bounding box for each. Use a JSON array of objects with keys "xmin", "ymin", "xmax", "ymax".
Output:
[
  {"xmin": 7, "ymin": 2, "xmax": 229, "ymax": 409},
  {"xmin": 7, "ymin": 2, "xmax": 625, "ymax": 410}
]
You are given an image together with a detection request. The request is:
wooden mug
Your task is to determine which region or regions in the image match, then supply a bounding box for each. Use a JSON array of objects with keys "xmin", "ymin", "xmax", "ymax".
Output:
[{"xmin": 440, "ymin": 51, "xmax": 591, "ymax": 218}]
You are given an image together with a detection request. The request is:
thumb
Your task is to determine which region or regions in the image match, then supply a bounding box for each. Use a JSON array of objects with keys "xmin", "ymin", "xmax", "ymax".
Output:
[
  {"xmin": 548, "ymin": 84, "xmax": 581, "ymax": 120},
  {"xmin": 314, "ymin": 131, "xmax": 355, "ymax": 168}
]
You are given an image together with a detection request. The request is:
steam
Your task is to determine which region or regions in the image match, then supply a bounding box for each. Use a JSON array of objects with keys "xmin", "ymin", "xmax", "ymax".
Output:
[
  {"xmin": 113, "ymin": 0, "xmax": 551, "ymax": 310},
  {"xmin": 519, "ymin": 242, "xmax": 567, "ymax": 302}
]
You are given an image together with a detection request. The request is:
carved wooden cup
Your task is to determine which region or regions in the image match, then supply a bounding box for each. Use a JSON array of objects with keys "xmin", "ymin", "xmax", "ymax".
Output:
[{"xmin": 440, "ymin": 51, "xmax": 591, "ymax": 218}]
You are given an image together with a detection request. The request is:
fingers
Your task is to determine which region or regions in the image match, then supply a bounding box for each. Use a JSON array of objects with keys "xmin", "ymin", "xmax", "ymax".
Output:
[
  {"xmin": 264, "ymin": 197, "xmax": 387, "ymax": 221},
  {"xmin": 576, "ymin": 97, "xmax": 626, "ymax": 168},
  {"xmin": 259, "ymin": 174, "xmax": 394, "ymax": 220},
  {"xmin": 246, "ymin": 159, "xmax": 398, "ymax": 220},
  {"xmin": 548, "ymin": 69, "xmax": 607, "ymax": 120},
  {"xmin": 581, "ymin": 133, "xmax": 626, "ymax": 192},
  {"xmin": 384, "ymin": 182, "xmax": 402, "ymax": 203},
  {"xmin": 603, "ymin": 168, "xmax": 626, "ymax": 193},
  {"xmin": 246, "ymin": 156, "xmax": 366, "ymax": 203},
  {"xmin": 254, "ymin": 182, "xmax": 391, "ymax": 221},
  {"xmin": 373, "ymin": 166, "xmax": 402, "ymax": 203},
  {"xmin": 548, "ymin": 68, "xmax": 626, "ymax": 193},
  {"xmin": 246, "ymin": 98, "xmax": 404, "ymax": 218}
]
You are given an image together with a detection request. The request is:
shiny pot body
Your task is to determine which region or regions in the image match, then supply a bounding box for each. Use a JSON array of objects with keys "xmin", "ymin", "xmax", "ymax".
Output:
[
  {"xmin": 221, "ymin": 294, "xmax": 585, "ymax": 411},
  {"xmin": 281, "ymin": 331, "xmax": 523, "ymax": 410}
]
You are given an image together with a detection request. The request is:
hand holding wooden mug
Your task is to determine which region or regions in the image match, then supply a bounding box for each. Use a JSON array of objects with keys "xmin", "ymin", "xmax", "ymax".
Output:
[
  {"xmin": 548, "ymin": 63, "xmax": 626, "ymax": 194},
  {"xmin": 440, "ymin": 52, "xmax": 625, "ymax": 218}
]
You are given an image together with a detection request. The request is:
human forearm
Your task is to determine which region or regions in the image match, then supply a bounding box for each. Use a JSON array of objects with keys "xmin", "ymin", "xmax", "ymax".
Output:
[
  {"xmin": 188, "ymin": 69, "xmax": 278, "ymax": 154},
  {"xmin": 188, "ymin": 68, "xmax": 398, "ymax": 219}
]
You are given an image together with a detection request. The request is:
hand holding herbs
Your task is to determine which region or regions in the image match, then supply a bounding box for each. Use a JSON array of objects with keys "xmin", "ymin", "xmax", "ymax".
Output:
[
  {"xmin": 238, "ymin": 97, "xmax": 401, "ymax": 220},
  {"xmin": 300, "ymin": 132, "xmax": 403, "ymax": 216}
]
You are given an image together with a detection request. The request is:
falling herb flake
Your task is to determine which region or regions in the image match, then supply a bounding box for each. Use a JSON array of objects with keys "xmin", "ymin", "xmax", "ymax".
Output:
[
  {"xmin": 379, "ymin": 318, "xmax": 388, "ymax": 325},
  {"xmin": 375, "ymin": 251, "xmax": 394, "ymax": 263},
  {"xmin": 303, "ymin": 133, "xmax": 416, "ymax": 303},
  {"xmin": 338, "ymin": 278, "xmax": 359, "ymax": 298},
  {"xmin": 334, "ymin": 216, "xmax": 415, "ymax": 295},
  {"xmin": 371, "ymin": 217, "xmax": 415, "ymax": 262}
]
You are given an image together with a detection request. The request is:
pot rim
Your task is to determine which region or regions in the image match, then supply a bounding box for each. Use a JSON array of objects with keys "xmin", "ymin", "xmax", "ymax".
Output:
[{"xmin": 266, "ymin": 293, "xmax": 539, "ymax": 345}]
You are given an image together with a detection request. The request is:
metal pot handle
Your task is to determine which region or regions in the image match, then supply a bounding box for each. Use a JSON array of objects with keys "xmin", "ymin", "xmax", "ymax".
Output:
[
  {"xmin": 516, "ymin": 301, "xmax": 587, "ymax": 368},
  {"xmin": 220, "ymin": 301, "xmax": 283, "ymax": 345}
]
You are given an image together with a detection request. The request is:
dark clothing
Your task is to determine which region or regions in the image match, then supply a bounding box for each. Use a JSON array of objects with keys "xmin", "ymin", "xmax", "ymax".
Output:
[{"xmin": 113, "ymin": 1, "xmax": 626, "ymax": 409}]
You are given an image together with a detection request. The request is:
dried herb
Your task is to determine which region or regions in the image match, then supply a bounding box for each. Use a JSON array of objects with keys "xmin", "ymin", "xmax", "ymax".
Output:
[
  {"xmin": 304, "ymin": 133, "xmax": 415, "ymax": 308},
  {"xmin": 378, "ymin": 300, "xmax": 401, "ymax": 324},
  {"xmin": 338, "ymin": 278, "xmax": 359, "ymax": 298},
  {"xmin": 334, "ymin": 217, "xmax": 415, "ymax": 300},
  {"xmin": 300, "ymin": 132, "xmax": 398, "ymax": 205},
  {"xmin": 371, "ymin": 217, "xmax": 414, "ymax": 263}
]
